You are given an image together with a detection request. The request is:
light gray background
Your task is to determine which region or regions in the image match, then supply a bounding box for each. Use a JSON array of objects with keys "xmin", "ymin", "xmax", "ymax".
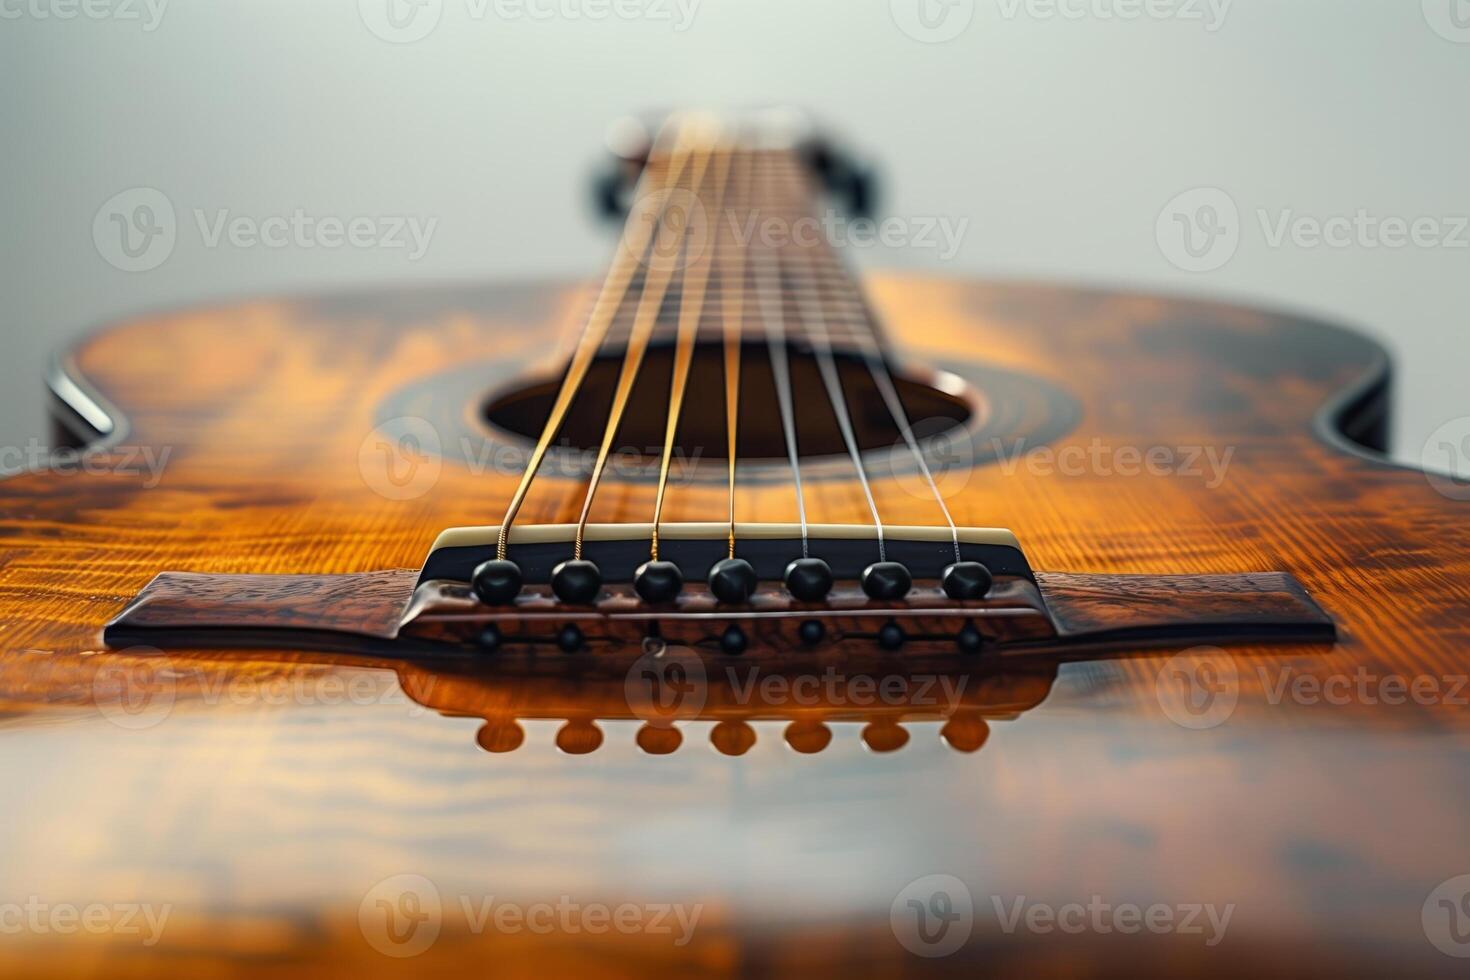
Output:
[{"xmin": 3, "ymin": 0, "xmax": 1467, "ymax": 466}]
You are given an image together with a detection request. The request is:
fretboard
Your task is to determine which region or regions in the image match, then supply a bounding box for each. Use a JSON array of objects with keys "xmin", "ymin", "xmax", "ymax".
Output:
[{"xmin": 593, "ymin": 122, "xmax": 887, "ymax": 353}]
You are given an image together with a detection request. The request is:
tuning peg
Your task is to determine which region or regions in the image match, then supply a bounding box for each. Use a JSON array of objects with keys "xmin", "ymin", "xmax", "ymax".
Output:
[
  {"xmin": 592, "ymin": 115, "xmax": 652, "ymax": 221},
  {"xmin": 802, "ymin": 137, "xmax": 877, "ymax": 219}
]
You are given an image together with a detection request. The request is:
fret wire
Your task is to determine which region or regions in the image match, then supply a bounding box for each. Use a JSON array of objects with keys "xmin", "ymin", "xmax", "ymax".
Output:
[
  {"xmin": 492, "ymin": 121, "xmax": 700, "ymax": 560},
  {"xmin": 571, "ymin": 122, "xmax": 720, "ymax": 559}
]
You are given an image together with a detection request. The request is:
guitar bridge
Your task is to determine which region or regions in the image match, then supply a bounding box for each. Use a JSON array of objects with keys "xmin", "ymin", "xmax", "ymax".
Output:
[{"xmin": 104, "ymin": 523, "xmax": 1335, "ymax": 661}]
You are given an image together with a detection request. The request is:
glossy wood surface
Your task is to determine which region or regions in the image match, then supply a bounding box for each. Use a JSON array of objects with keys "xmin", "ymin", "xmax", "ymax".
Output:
[{"xmin": 2, "ymin": 275, "xmax": 1469, "ymax": 977}]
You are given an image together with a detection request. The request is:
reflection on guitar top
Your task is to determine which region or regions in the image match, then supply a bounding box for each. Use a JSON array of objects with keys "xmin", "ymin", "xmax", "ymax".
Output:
[{"xmin": 392, "ymin": 641, "xmax": 1057, "ymax": 757}]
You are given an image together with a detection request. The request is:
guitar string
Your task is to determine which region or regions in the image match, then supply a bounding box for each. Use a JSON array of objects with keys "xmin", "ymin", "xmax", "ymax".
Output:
[
  {"xmin": 648, "ymin": 130, "xmax": 736, "ymax": 560},
  {"xmin": 854, "ymin": 332, "xmax": 963, "ymax": 563},
  {"xmin": 572, "ymin": 123, "xmax": 719, "ymax": 559},
  {"xmin": 720, "ymin": 144, "xmax": 753, "ymax": 559},
  {"xmin": 751, "ymin": 162, "xmax": 811, "ymax": 559},
  {"xmin": 777, "ymin": 170, "xmax": 889, "ymax": 562},
  {"xmin": 763, "ymin": 157, "xmax": 957, "ymax": 563},
  {"xmin": 492, "ymin": 120, "xmax": 699, "ymax": 560},
  {"xmin": 769, "ymin": 169, "xmax": 960, "ymax": 562}
]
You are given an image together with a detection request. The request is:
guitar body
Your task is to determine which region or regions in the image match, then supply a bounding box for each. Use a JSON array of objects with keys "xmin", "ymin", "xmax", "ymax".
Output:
[{"xmin": 3, "ymin": 274, "xmax": 1469, "ymax": 977}]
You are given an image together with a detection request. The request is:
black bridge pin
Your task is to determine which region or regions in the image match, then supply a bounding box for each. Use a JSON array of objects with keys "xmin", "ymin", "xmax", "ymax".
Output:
[
  {"xmin": 942, "ymin": 561, "xmax": 993, "ymax": 600},
  {"xmin": 784, "ymin": 557, "xmax": 833, "ymax": 601},
  {"xmin": 708, "ymin": 557, "xmax": 758, "ymax": 604},
  {"xmin": 861, "ymin": 561, "xmax": 912, "ymax": 601},
  {"xmin": 551, "ymin": 559, "xmax": 602, "ymax": 604},
  {"xmin": 556, "ymin": 623, "xmax": 585, "ymax": 653},
  {"xmin": 877, "ymin": 621, "xmax": 906, "ymax": 650},
  {"xmin": 956, "ymin": 621, "xmax": 984, "ymax": 654},
  {"xmin": 798, "ymin": 619, "xmax": 825, "ymax": 646},
  {"xmin": 720, "ymin": 624, "xmax": 748, "ymax": 655},
  {"xmin": 634, "ymin": 560, "xmax": 684, "ymax": 603},
  {"xmin": 476, "ymin": 623, "xmax": 503, "ymax": 651},
  {"xmin": 471, "ymin": 558, "xmax": 523, "ymax": 605}
]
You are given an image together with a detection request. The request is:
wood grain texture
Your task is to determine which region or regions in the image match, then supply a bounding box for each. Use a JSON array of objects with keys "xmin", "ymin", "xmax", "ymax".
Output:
[{"xmin": 1, "ymin": 275, "xmax": 1468, "ymax": 978}]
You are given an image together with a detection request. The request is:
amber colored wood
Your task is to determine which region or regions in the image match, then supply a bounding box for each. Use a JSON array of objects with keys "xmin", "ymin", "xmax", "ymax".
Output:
[{"xmin": 2, "ymin": 275, "xmax": 1469, "ymax": 978}]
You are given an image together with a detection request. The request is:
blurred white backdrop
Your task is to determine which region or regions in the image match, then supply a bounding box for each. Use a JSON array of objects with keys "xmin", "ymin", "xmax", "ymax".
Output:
[{"xmin": 2, "ymin": 0, "xmax": 1467, "ymax": 465}]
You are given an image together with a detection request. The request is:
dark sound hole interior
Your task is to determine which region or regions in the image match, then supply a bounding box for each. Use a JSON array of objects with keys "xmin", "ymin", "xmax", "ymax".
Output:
[{"xmin": 483, "ymin": 341, "xmax": 974, "ymax": 462}]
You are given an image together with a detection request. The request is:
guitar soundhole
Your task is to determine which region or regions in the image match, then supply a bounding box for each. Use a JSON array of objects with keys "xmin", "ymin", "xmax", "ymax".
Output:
[{"xmin": 483, "ymin": 340, "xmax": 978, "ymax": 462}]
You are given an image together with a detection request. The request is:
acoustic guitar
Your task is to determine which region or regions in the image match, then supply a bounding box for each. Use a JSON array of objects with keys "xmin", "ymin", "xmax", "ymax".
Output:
[{"xmin": 3, "ymin": 110, "xmax": 1469, "ymax": 978}]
